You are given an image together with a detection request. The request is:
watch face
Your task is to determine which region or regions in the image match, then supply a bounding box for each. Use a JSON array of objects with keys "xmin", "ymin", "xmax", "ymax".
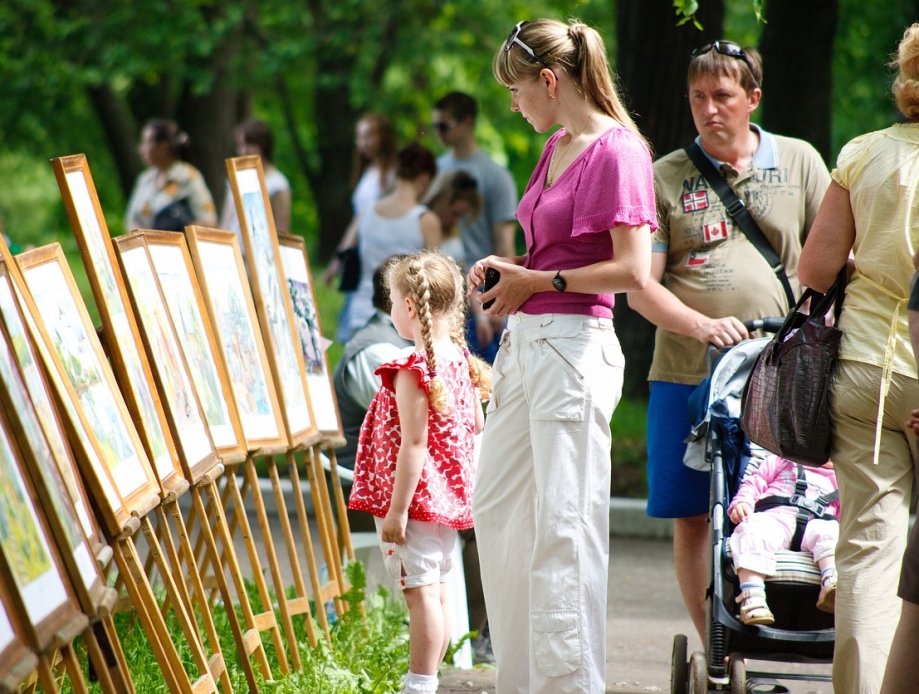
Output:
[{"xmin": 552, "ymin": 272, "xmax": 566, "ymax": 292}]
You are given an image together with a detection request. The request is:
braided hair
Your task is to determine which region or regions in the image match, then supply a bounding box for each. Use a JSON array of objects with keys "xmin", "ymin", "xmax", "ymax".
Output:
[{"xmin": 386, "ymin": 250, "xmax": 492, "ymax": 412}]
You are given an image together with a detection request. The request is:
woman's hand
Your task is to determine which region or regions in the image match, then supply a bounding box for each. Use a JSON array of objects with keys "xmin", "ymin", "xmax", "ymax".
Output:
[
  {"xmin": 467, "ymin": 255, "xmax": 533, "ymax": 317},
  {"xmin": 381, "ymin": 509, "xmax": 408, "ymax": 545}
]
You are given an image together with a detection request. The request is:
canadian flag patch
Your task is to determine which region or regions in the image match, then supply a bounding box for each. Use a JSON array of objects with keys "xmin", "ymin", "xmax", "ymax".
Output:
[
  {"xmin": 703, "ymin": 220, "xmax": 729, "ymax": 243},
  {"xmin": 682, "ymin": 190, "xmax": 709, "ymax": 212}
]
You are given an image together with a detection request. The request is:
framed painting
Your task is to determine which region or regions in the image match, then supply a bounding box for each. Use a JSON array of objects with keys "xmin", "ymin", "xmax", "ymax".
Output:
[
  {"xmin": 113, "ymin": 233, "xmax": 220, "ymax": 483},
  {"xmin": 277, "ymin": 234, "xmax": 342, "ymax": 438},
  {"xmin": 0, "ymin": 299, "xmax": 110, "ymax": 615},
  {"xmin": 0, "ymin": 404, "xmax": 84, "ymax": 653},
  {"xmin": 226, "ymin": 156, "xmax": 318, "ymax": 448},
  {"xmin": 135, "ymin": 229, "xmax": 247, "ymax": 465},
  {"xmin": 51, "ymin": 154, "xmax": 184, "ymax": 496},
  {"xmin": 185, "ymin": 227, "xmax": 288, "ymax": 455},
  {"xmin": 16, "ymin": 244, "xmax": 160, "ymax": 527},
  {"xmin": 0, "ymin": 260, "xmax": 105, "ymax": 560},
  {"xmin": 0, "ymin": 579, "xmax": 36, "ymax": 694}
]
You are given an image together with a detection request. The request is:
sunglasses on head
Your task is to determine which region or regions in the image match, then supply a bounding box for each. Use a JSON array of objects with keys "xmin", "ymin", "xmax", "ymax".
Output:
[
  {"xmin": 691, "ymin": 41, "xmax": 751, "ymax": 69},
  {"xmin": 504, "ymin": 21, "xmax": 550, "ymax": 67}
]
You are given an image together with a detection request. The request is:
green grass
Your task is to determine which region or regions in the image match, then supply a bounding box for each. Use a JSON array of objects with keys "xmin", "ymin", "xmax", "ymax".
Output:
[
  {"xmin": 62, "ymin": 562, "xmax": 420, "ymax": 694},
  {"xmin": 610, "ymin": 397, "xmax": 649, "ymax": 498}
]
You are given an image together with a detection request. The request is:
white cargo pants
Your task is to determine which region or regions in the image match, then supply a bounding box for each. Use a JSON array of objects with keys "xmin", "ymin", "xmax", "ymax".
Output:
[{"xmin": 473, "ymin": 313, "xmax": 624, "ymax": 694}]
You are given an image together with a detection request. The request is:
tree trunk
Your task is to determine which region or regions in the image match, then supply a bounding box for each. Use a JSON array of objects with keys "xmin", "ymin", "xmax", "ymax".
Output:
[
  {"xmin": 176, "ymin": 58, "xmax": 239, "ymax": 214},
  {"xmin": 614, "ymin": 0, "xmax": 724, "ymax": 399},
  {"xmin": 86, "ymin": 84, "xmax": 143, "ymax": 200},
  {"xmin": 309, "ymin": 72, "xmax": 360, "ymax": 262},
  {"xmin": 616, "ymin": 0, "xmax": 725, "ymax": 157},
  {"xmin": 759, "ymin": 0, "xmax": 838, "ymax": 164}
]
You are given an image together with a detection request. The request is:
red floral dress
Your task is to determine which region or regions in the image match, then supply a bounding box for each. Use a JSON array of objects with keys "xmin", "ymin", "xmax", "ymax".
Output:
[{"xmin": 348, "ymin": 350, "xmax": 477, "ymax": 529}]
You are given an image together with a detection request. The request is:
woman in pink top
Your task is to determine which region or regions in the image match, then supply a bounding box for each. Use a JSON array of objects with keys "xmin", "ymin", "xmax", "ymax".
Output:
[{"xmin": 465, "ymin": 18, "xmax": 655, "ymax": 694}]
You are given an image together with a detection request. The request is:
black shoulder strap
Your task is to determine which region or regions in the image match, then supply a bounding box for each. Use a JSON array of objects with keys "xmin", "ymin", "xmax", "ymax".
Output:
[{"xmin": 684, "ymin": 142, "xmax": 796, "ymax": 309}]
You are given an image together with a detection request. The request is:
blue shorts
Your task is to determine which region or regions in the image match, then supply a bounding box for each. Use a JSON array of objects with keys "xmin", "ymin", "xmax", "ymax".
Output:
[{"xmin": 646, "ymin": 381, "xmax": 711, "ymax": 518}]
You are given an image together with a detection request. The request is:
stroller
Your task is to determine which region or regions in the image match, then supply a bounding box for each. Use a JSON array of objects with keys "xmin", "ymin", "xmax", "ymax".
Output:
[{"xmin": 671, "ymin": 319, "xmax": 835, "ymax": 694}]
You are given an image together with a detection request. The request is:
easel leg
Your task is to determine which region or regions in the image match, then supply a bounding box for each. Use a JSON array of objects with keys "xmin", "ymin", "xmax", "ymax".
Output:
[
  {"xmin": 137, "ymin": 517, "xmax": 219, "ymax": 694},
  {"xmin": 243, "ymin": 456, "xmax": 300, "ymax": 671},
  {"xmin": 224, "ymin": 465, "xmax": 291, "ymax": 675},
  {"xmin": 323, "ymin": 444, "xmax": 356, "ymax": 564},
  {"xmin": 193, "ymin": 477, "xmax": 274, "ymax": 689},
  {"xmin": 304, "ymin": 446, "xmax": 347, "ymax": 616},
  {"xmin": 111, "ymin": 537, "xmax": 191, "ymax": 694},
  {"xmin": 165, "ymin": 498, "xmax": 237, "ymax": 694},
  {"xmin": 286, "ymin": 451, "xmax": 328, "ymax": 644}
]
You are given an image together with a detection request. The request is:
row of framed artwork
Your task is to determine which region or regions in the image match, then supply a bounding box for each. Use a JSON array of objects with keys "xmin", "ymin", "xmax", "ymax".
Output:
[{"xmin": 0, "ymin": 152, "xmax": 348, "ymax": 692}]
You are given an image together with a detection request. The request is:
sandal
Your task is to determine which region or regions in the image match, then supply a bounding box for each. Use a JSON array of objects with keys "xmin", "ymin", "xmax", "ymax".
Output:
[
  {"xmin": 736, "ymin": 586, "xmax": 775, "ymax": 626},
  {"xmin": 817, "ymin": 571, "xmax": 837, "ymax": 613}
]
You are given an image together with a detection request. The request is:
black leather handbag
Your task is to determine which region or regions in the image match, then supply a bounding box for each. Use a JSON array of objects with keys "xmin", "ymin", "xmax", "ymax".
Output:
[
  {"xmin": 741, "ymin": 271, "xmax": 846, "ymax": 466},
  {"xmin": 152, "ymin": 198, "xmax": 194, "ymax": 232}
]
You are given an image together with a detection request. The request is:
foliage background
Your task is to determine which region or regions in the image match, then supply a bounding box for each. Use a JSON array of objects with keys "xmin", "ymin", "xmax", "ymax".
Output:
[{"xmin": 0, "ymin": 0, "xmax": 916, "ymax": 496}]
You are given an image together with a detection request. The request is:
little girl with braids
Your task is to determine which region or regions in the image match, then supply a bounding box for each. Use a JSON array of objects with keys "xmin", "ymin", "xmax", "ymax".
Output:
[{"xmin": 349, "ymin": 249, "xmax": 492, "ymax": 694}]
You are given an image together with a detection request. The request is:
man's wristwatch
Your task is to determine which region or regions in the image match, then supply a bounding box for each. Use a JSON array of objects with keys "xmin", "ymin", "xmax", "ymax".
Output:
[{"xmin": 552, "ymin": 270, "xmax": 567, "ymax": 292}]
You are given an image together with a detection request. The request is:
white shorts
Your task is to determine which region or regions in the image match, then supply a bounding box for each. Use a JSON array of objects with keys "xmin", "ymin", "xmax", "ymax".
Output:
[{"xmin": 374, "ymin": 517, "xmax": 458, "ymax": 590}]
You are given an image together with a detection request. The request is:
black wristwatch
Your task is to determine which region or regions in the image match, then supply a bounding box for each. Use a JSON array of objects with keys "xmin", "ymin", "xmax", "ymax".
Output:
[{"xmin": 552, "ymin": 270, "xmax": 567, "ymax": 292}]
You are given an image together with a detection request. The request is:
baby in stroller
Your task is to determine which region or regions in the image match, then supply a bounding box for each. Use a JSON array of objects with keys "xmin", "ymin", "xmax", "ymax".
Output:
[{"xmin": 727, "ymin": 455, "xmax": 839, "ymax": 626}]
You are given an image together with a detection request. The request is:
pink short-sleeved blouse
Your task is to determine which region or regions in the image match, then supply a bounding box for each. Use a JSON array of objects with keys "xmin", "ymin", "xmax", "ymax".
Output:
[{"xmin": 516, "ymin": 126, "xmax": 657, "ymax": 318}]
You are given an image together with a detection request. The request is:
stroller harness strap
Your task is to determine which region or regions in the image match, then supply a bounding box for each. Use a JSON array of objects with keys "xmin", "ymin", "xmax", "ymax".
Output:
[{"xmin": 752, "ymin": 464, "xmax": 838, "ymax": 551}]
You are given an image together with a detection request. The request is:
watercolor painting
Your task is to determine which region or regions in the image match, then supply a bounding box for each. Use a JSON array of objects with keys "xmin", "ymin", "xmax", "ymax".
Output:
[
  {"xmin": 13, "ymin": 284, "xmax": 122, "ymax": 514},
  {"xmin": 147, "ymin": 243, "xmax": 235, "ymax": 448},
  {"xmin": 0, "ymin": 278, "xmax": 94, "ymax": 540},
  {"xmin": 278, "ymin": 242, "xmax": 339, "ymax": 433},
  {"xmin": 235, "ymin": 168, "xmax": 311, "ymax": 435},
  {"xmin": 64, "ymin": 171, "xmax": 171, "ymax": 473},
  {"xmin": 197, "ymin": 240, "xmax": 280, "ymax": 442},
  {"xmin": 0, "ymin": 417, "xmax": 68, "ymax": 626},
  {"xmin": 119, "ymin": 245, "xmax": 213, "ymax": 467},
  {"xmin": 23, "ymin": 262, "xmax": 148, "ymax": 501}
]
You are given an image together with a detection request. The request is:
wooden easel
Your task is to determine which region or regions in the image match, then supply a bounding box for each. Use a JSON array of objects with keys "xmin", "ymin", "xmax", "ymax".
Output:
[
  {"xmin": 12, "ymin": 244, "xmax": 222, "ymax": 694},
  {"xmin": 0, "ymin": 259, "xmax": 136, "ymax": 693},
  {"xmin": 113, "ymin": 231, "xmax": 280, "ymax": 692}
]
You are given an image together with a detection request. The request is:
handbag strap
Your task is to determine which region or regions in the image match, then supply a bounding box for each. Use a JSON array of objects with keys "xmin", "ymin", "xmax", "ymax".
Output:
[
  {"xmin": 772, "ymin": 268, "xmax": 846, "ymax": 349},
  {"xmin": 685, "ymin": 142, "xmax": 797, "ymax": 309}
]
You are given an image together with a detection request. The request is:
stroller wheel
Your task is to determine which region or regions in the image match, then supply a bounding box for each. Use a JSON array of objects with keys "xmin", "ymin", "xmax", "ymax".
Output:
[
  {"xmin": 670, "ymin": 634, "xmax": 688, "ymax": 694},
  {"xmin": 689, "ymin": 651, "xmax": 707, "ymax": 694},
  {"xmin": 729, "ymin": 656, "xmax": 746, "ymax": 694}
]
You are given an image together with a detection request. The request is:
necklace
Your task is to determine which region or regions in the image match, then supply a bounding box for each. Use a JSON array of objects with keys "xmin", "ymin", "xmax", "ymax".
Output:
[{"xmin": 547, "ymin": 114, "xmax": 594, "ymax": 187}]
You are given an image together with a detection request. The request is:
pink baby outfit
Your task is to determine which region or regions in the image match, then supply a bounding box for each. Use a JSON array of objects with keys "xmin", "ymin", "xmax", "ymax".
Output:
[
  {"xmin": 348, "ymin": 349, "xmax": 477, "ymax": 530},
  {"xmin": 728, "ymin": 456, "xmax": 839, "ymax": 577}
]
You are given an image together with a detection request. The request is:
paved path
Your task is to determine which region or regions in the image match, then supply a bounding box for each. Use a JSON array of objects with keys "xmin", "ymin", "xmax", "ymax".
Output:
[
  {"xmin": 187, "ymin": 485, "xmax": 834, "ymax": 694},
  {"xmin": 437, "ymin": 537, "xmax": 833, "ymax": 694}
]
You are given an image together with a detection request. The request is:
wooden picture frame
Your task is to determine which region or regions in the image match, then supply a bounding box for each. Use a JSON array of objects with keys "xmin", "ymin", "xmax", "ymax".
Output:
[
  {"xmin": 0, "ymin": 261, "xmax": 106, "ymax": 561},
  {"xmin": 0, "ymin": 295, "xmax": 111, "ymax": 616},
  {"xmin": 185, "ymin": 227, "xmax": 288, "ymax": 455},
  {"xmin": 0, "ymin": 580, "xmax": 36, "ymax": 694},
  {"xmin": 113, "ymin": 233, "xmax": 220, "ymax": 483},
  {"xmin": 0, "ymin": 403, "xmax": 84, "ymax": 651},
  {"xmin": 277, "ymin": 234, "xmax": 343, "ymax": 438},
  {"xmin": 51, "ymin": 154, "xmax": 184, "ymax": 496},
  {"xmin": 226, "ymin": 156, "xmax": 318, "ymax": 448},
  {"xmin": 17, "ymin": 243, "xmax": 160, "ymax": 528},
  {"xmin": 136, "ymin": 229, "xmax": 247, "ymax": 465}
]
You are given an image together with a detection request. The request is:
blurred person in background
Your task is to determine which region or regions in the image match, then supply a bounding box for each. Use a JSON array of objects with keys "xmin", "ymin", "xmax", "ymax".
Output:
[{"xmin": 125, "ymin": 118, "xmax": 217, "ymax": 232}]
